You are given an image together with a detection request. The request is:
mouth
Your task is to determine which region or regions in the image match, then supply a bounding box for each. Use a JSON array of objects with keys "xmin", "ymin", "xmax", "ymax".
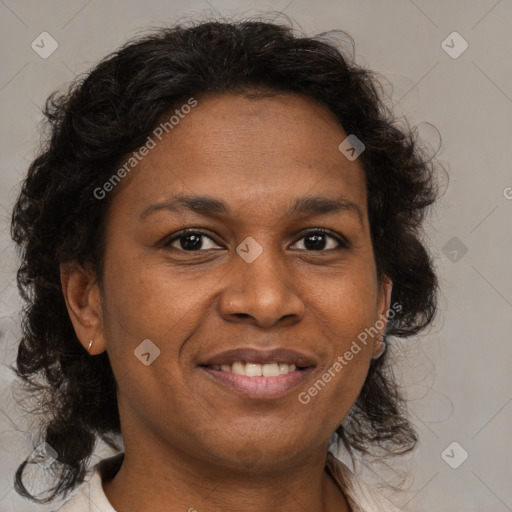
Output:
[
  {"xmin": 198, "ymin": 348, "xmax": 317, "ymax": 399},
  {"xmin": 202, "ymin": 361, "xmax": 303, "ymax": 376}
]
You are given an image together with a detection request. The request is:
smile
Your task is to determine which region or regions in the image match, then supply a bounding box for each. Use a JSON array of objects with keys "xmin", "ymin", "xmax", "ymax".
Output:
[
  {"xmin": 199, "ymin": 362, "xmax": 315, "ymax": 400},
  {"xmin": 207, "ymin": 361, "xmax": 298, "ymax": 376}
]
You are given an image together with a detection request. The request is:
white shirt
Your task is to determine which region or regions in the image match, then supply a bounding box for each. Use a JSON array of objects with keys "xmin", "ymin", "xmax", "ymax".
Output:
[
  {"xmin": 52, "ymin": 455, "xmax": 119, "ymax": 512},
  {"xmin": 53, "ymin": 452, "xmax": 400, "ymax": 512}
]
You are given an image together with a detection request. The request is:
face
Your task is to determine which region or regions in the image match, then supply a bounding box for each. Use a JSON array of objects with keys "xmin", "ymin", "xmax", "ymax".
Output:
[{"xmin": 76, "ymin": 92, "xmax": 392, "ymax": 471}]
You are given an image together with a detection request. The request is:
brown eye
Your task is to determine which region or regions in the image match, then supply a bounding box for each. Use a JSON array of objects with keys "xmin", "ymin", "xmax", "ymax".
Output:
[
  {"xmin": 291, "ymin": 229, "xmax": 350, "ymax": 251},
  {"xmin": 163, "ymin": 230, "xmax": 222, "ymax": 251}
]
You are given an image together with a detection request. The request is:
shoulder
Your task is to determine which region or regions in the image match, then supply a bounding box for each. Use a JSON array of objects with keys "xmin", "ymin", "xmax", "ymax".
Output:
[
  {"xmin": 52, "ymin": 453, "xmax": 124, "ymax": 512},
  {"xmin": 326, "ymin": 452, "xmax": 402, "ymax": 512}
]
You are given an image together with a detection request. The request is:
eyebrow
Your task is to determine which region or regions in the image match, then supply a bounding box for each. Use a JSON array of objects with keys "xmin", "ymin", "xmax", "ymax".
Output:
[{"xmin": 139, "ymin": 193, "xmax": 364, "ymax": 226}]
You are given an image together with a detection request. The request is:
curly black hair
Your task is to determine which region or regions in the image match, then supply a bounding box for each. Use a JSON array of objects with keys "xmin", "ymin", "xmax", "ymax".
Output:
[{"xmin": 10, "ymin": 16, "xmax": 441, "ymax": 503}]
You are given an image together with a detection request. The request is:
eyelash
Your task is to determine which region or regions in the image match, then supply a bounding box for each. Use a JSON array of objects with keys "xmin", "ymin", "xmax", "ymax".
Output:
[{"xmin": 161, "ymin": 228, "xmax": 351, "ymax": 252}]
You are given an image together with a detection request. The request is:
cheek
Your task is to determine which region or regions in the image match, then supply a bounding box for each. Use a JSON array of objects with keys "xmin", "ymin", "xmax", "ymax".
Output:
[
  {"xmin": 101, "ymin": 248, "xmax": 216, "ymax": 357},
  {"xmin": 307, "ymin": 262, "xmax": 379, "ymax": 341},
  {"xmin": 303, "ymin": 292, "xmax": 375, "ymax": 425}
]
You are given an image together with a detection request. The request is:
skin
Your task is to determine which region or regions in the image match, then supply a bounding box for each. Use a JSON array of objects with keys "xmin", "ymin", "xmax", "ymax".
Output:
[{"xmin": 61, "ymin": 92, "xmax": 392, "ymax": 512}]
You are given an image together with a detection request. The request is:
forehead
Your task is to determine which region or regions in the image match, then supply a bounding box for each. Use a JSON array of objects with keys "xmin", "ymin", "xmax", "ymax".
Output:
[{"xmin": 110, "ymin": 92, "xmax": 367, "ymax": 220}]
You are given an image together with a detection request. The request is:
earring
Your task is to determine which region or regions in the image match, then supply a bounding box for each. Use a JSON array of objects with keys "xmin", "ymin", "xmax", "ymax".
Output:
[
  {"xmin": 88, "ymin": 339, "xmax": 93, "ymax": 352},
  {"xmin": 371, "ymin": 334, "xmax": 386, "ymax": 360}
]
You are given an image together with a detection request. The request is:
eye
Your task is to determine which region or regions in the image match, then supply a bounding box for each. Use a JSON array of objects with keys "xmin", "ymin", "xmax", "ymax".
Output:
[
  {"xmin": 161, "ymin": 228, "xmax": 350, "ymax": 252},
  {"xmin": 291, "ymin": 228, "xmax": 349, "ymax": 251},
  {"xmin": 163, "ymin": 230, "xmax": 222, "ymax": 251}
]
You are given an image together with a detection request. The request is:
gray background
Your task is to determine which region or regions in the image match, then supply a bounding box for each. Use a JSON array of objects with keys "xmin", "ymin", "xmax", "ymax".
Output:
[{"xmin": 1, "ymin": 1, "xmax": 511, "ymax": 511}]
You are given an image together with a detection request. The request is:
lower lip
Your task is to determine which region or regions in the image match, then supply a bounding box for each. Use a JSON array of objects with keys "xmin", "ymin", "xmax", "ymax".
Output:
[{"xmin": 199, "ymin": 366, "xmax": 315, "ymax": 400}]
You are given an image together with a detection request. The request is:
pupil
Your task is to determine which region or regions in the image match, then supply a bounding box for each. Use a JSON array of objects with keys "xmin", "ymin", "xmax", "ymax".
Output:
[
  {"xmin": 179, "ymin": 233, "xmax": 328, "ymax": 251},
  {"xmin": 182, "ymin": 234, "xmax": 202, "ymax": 250},
  {"xmin": 305, "ymin": 234, "xmax": 326, "ymax": 250}
]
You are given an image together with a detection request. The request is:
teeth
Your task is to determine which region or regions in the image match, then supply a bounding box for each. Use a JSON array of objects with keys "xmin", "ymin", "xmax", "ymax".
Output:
[
  {"xmin": 279, "ymin": 363, "xmax": 290, "ymax": 374},
  {"xmin": 232, "ymin": 361, "xmax": 245, "ymax": 375},
  {"xmin": 210, "ymin": 361, "xmax": 298, "ymax": 376},
  {"xmin": 262, "ymin": 363, "xmax": 280, "ymax": 377},
  {"xmin": 245, "ymin": 363, "xmax": 262, "ymax": 377}
]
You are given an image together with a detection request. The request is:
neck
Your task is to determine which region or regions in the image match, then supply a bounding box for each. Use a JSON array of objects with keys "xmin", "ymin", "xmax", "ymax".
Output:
[{"xmin": 102, "ymin": 444, "xmax": 350, "ymax": 512}]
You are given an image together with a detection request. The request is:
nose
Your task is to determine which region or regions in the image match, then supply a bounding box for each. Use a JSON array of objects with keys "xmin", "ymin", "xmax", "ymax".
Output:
[{"xmin": 218, "ymin": 245, "xmax": 305, "ymax": 328}]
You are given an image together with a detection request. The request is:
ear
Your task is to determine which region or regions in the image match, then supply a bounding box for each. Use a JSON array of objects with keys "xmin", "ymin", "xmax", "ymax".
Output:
[
  {"xmin": 60, "ymin": 261, "xmax": 105, "ymax": 355},
  {"xmin": 372, "ymin": 274, "xmax": 393, "ymax": 358}
]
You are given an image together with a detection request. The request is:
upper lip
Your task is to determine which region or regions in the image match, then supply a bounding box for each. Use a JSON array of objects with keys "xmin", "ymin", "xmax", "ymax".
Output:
[{"xmin": 199, "ymin": 348, "xmax": 317, "ymax": 368}]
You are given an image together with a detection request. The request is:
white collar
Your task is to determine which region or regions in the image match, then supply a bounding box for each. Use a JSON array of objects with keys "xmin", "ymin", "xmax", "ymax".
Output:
[{"xmin": 56, "ymin": 452, "xmax": 400, "ymax": 512}]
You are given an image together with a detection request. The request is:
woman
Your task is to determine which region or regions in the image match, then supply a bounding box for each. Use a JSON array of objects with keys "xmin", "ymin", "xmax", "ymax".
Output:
[{"xmin": 10, "ymin": 17, "xmax": 440, "ymax": 512}]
